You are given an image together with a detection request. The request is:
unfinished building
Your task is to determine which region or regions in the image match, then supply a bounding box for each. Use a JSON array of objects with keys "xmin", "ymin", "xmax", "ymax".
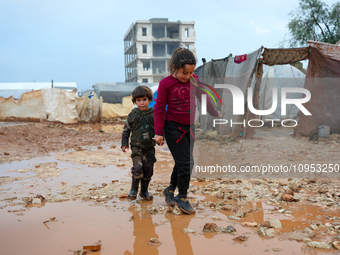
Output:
[{"xmin": 124, "ymin": 18, "xmax": 196, "ymax": 83}]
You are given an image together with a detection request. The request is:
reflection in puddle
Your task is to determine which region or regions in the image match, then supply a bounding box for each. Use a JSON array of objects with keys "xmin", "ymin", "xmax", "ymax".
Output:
[{"xmin": 1, "ymin": 151, "xmax": 340, "ymax": 254}]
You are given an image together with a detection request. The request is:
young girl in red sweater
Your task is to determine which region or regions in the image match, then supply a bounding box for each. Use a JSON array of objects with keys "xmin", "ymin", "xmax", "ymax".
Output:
[{"xmin": 154, "ymin": 48, "xmax": 220, "ymax": 214}]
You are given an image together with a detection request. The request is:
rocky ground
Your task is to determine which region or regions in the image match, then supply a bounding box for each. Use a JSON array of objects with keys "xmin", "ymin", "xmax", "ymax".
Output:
[{"xmin": 0, "ymin": 122, "xmax": 340, "ymax": 254}]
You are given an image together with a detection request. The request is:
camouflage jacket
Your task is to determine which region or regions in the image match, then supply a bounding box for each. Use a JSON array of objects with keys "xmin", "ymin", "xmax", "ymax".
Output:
[{"xmin": 121, "ymin": 107, "xmax": 156, "ymax": 149}]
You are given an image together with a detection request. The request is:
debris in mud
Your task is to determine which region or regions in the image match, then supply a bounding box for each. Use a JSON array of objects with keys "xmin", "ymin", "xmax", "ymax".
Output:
[
  {"xmin": 172, "ymin": 207, "xmax": 181, "ymax": 215},
  {"xmin": 268, "ymin": 219, "xmax": 282, "ymax": 229},
  {"xmin": 183, "ymin": 228, "xmax": 197, "ymax": 234},
  {"xmin": 148, "ymin": 238, "xmax": 161, "ymax": 246},
  {"xmin": 333, "ymin": 241, "xmax": 340, "ymax": 249},
  {"xmin": 228, "ymin": 215, "xmax": 242, "ymax": 220},
  {"xmin": 83, "ymin": 244, "xmax": 101, "ymax": 251},
  {"xmin": 72, "ymin": 250, "xmax": 88, "ymax": 255},
  {"xmin": 83, "ymin": 240, "xmax": 102, "ymax": 251},
  {"xmin": 221, "ymin": 225, "xmax": 236, "ymax": 234},
  {"xmin": 281, "ymin": 193, "xmax": 296, "ymax": 202},
  {"xmin": 233, "ymin": 235, "xmax": 248, "ymax": 242},
  {"xmin": 32, "ymin": 194, "xmax": 45, "ymax": 204},
  {"xmin": 203, "ymin": 223, "xmax": 219, "ymax": 232},
  {"xmin": 258, "ymin": 227, "xmax": 276, "ymax": 238},
  {"xmin": 307, "ymin": 241, "xmax": 333, "ymax": 250},
  {"xmin": 241, "ymin": 222, "xmax": 257, "ymax": 227}
]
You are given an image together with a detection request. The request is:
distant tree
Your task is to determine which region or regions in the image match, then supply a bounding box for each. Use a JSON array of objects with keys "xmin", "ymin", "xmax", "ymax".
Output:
[{"xmin": 284, "ymin": 0, "xmax": 340, "ymax": 47}]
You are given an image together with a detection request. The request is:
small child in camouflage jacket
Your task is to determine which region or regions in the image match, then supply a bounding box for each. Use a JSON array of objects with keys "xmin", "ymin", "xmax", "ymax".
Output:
[{"xmin": 121, "ymin": 86, "xmax": 156, "ymax": 200}]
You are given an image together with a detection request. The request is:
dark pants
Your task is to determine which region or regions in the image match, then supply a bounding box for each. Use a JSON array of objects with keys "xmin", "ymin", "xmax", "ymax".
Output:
[
  {"xmin": 131, "ymin": 147, "xmax": 156, "ymax": 180},
  {"xmin": 164, "ymin": 120, "xmax": 194, "ymax": 195}
]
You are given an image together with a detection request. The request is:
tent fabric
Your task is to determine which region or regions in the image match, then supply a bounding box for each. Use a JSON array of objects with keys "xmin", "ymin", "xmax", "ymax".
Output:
[
  {"xmin": 0, "ymin": 90, "xmax": 46, "ymax": 119},
  {"xmin": 296, "ymin": 47, "xmax": 340, "ymax": 136},
  {"xmin": 0, "ymin": 89, "xmax": 101, "ymax": 123},
  {"xmin": 194, "ymin": 57, "xmax": 229, "ymax": 131},
  {"xmin": 75, "ymin": 95, "xmax": 102, "ymax": 123},
  {"xmin": 308, "ymin": 40, "xmax": 340, "ymax": 61},
  {"xmin": 262, "ymin": 48, "xmax": 309, "ymax": 66},
  {"xmin": 92, "ymin": 82, "xmax": 158, "ymax": 104},
  {"xmin": 41, "ymin": 89, "xmax": 79, "ymax": 123},
  {"xmin": 219, "ymin": 49, "xmax": 262, "ymax": 138},
  {"xmin": 102, "ymin": 96, "xmax": 134, "ymax": 119},
  {"xmin": 93, "ymin": 83, "xmax": 139, "ymax": 104},
  {"xmin": 258, "ymin": 64, "xmax": 306, "ymax": 120}
]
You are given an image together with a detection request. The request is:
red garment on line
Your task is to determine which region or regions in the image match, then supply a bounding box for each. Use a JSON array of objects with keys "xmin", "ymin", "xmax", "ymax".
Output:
[{"xmin": 234, "ymin": 54, "xmax": 247, "ymax": 64}]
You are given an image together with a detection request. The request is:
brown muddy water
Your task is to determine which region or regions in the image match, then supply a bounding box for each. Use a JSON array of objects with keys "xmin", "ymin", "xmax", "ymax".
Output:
[{"xmin": 1, "ymin": 129, "xmax": 340, "ymax": 254}]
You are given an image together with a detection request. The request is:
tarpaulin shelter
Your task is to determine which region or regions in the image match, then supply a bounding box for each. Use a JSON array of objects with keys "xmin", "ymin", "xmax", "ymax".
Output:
[
  {"xmin": 258, "ymin": 64, "xmax": 305, "ymax": 121},
  {"xmin": 194, "ymin": 56, "xmax": 230, "ymax": 131},
  {"xmin": 92, "ymin": 82, "xmax": 158, "ymax": 104},
  {"xmin": 295, "ymin": 41, "xmax": 340, "ymax": 136},
  {"xmin": 0, "ymin": 88, "xmax": 101, "ymax": 123},
  {"xmin": 261, "ymin": 43, "xmax": 340, "ymax": 137},
  {"xmin": 195, "ymin": 46, "xmax": 312, "ymax": 140},
  {"xmin": 93, "ymin": 82, "xmax": 159, "ymax": 119},
  {"xmin": 195, "ymin": 49, "xmax": 262, "ymax": 140}
]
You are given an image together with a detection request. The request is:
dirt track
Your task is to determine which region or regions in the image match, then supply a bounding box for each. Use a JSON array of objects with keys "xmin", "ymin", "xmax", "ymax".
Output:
[{"xmin": 1, "ymin": 122, "xmax": 340, "ymax": 254}]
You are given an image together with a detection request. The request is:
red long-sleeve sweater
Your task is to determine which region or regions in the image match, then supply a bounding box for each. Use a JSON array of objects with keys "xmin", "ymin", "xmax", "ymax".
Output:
[{"xmin": 154, "ymin": 74, "xmax": 219, "ymax": 136}]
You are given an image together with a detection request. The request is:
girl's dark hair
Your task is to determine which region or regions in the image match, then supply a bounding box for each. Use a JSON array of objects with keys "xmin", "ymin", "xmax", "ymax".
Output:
[
  {"xmin": 168, "ymin": 48, "xmax": 196, "ymax": 74},
  {"xmin": 131, "ymin": 86, "xmax": 153, "ymax": 103}
]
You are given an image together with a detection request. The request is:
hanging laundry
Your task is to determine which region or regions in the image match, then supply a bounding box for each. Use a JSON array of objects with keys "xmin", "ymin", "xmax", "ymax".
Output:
[{"xmin": 234, "ymin": 54, "xmax": 247, "ymax": 64}]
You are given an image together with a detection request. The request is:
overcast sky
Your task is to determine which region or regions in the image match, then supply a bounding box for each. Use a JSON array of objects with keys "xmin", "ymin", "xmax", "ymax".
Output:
[{"xmin": 0, "ymin": 0, "xmax": 338, "ymax": 91}]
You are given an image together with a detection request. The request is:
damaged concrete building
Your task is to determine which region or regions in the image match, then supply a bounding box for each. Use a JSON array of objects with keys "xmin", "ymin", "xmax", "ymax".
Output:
[{"xmin": 124, "ymin": 18, "xmax": 196, "ymax": 83}]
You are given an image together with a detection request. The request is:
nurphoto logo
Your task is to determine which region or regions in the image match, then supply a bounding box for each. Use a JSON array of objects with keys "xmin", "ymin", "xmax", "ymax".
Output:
[{"xmin": 200, "ymin": 84, "xmax": 312, "ymax": 128}]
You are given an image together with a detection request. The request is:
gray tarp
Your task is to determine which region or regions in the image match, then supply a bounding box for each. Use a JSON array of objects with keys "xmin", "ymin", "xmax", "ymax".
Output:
[{"xmin": 93, "ymin": 82, "xmax": 158, "ymax": 104}]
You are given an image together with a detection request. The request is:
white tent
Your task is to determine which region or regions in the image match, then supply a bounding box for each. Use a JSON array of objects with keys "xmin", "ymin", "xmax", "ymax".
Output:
[{"xmin": 257, "ymin": 64, "xmax": 305, "ymax": 121}]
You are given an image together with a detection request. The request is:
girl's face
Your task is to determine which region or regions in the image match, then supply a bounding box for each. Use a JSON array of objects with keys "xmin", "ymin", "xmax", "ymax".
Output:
[{"xmin": 174, "ymin": 64, "xmax": 195, "ymax": 83}]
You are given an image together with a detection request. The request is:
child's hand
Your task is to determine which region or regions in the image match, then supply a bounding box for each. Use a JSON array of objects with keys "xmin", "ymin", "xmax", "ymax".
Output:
[
  {"xmin": 214, "ymin": 111, "xmax": 221, "ymax": 118},
  {"xmin": 154, "ymin": 135, "xmax": 164, "ymax": 146},
  {"xmin": 121, "ymin": 146, "xmax": 129, "ymax": 152}
]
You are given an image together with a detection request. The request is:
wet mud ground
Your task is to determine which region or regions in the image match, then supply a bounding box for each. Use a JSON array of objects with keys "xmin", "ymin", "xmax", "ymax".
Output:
[{"xmin": 0, "ymin": 122, "xmax": 340, "ymax": 254}]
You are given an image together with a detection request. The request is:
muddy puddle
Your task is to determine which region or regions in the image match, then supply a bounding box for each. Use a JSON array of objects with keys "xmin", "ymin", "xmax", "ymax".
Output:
[{"xmin": 1, "ymin": 128, "xmax": 340, "ymax": 254}]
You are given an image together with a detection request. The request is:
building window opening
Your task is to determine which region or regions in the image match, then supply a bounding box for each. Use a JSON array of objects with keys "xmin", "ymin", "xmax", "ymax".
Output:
[
  {"xmin": 185, "ymin": 28, "xmax": 190, "ymax": 37},
  {"xmin": 142, "ymin": 27, "xmax": 147, "ymax": 36},
  {"xmin": 185, "ymin": 45, "xmax": 190, "ymax": 50},
  {"xmin": 142, "ymin": 78, "xmax": 148, "ymax": 83},
  {"xmin": 142, "ymin": 45, "xmax": 147, "ymax": 54},
  {"xmin": 142, "ymin": 61, "xmax": 150, "ymax": 71}
]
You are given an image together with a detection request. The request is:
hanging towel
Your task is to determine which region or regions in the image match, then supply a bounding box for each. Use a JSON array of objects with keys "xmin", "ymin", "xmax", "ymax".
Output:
[{"xmin": 234, "ymin": 54, "xmax": 247, "ymax": 64}]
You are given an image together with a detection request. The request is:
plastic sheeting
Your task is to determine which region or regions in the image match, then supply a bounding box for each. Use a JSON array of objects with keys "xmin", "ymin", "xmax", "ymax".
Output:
[
  {"xmin": 219, "ymin": 49, "xmax": 261, "ymax": 138},
  {"xmin": 92, "ymin": 82, "xmax": 158, "ymax": 104},
  {"xmin": 102, "ymin": 96, "xmax": 134, "ymax": 119},
  {"xmin": 259, "ymin": 64, "xmax": 305, "ymax": 121},
  {"xmin": 296, "ymin": 47, "xmax": 340, "ymax": 136},
  {"xmin": 0, "ymin": 88, "xmax": 101, "ymax": 123}
]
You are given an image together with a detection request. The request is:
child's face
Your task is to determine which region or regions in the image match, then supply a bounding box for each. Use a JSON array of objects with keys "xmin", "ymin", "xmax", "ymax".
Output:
[
  {"xmin": 135, "ymin": 96, "xmax": 151, "ymax": 111},
  {"xmin": 174, "ymin": 64, "xmax": 195, "ymax": 83}
]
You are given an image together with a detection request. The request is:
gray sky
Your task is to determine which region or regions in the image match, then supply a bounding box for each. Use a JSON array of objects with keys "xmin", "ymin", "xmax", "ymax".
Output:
[{"xmin": 0, "ymin": 0, "xmax": 338, "ymax": 91}]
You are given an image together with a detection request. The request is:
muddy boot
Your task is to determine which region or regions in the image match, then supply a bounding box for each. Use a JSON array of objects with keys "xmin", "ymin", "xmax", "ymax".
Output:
[
  {"xmin": 128, "ymin": 178, "xmax": 140, "ymax": 199},
  {"xmin": 140, "ymin": 179, "xmax": 153, "ymax": 200},
  {"xmin": 163, "ymin": 185, "xmax": 175, "ymax": 207},
  {"xmin": 174, "ymin": 194, "xmax": 195, "ymax": 215}
]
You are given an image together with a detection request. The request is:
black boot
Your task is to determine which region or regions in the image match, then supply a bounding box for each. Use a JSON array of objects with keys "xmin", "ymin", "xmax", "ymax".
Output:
[
  {"xmin": 163, "ymin": 185, "xmax": 175, "ymax": 207},
  {"xmin": 140, "ymin": 179, "xmax": 153, "ymax": 200},
  {"xmin": 174, "ymin": 193, "xmax": 195, "ymax": 215},
  {"xmin": 128, "ymin": 178, "xmax": 140, "ymax": 199}
]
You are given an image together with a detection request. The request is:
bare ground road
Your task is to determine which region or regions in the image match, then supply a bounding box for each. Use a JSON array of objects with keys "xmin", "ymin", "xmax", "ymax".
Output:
[{"xmin": 1, "ymin": 122, "xmax": 340, "ymax": 254}]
